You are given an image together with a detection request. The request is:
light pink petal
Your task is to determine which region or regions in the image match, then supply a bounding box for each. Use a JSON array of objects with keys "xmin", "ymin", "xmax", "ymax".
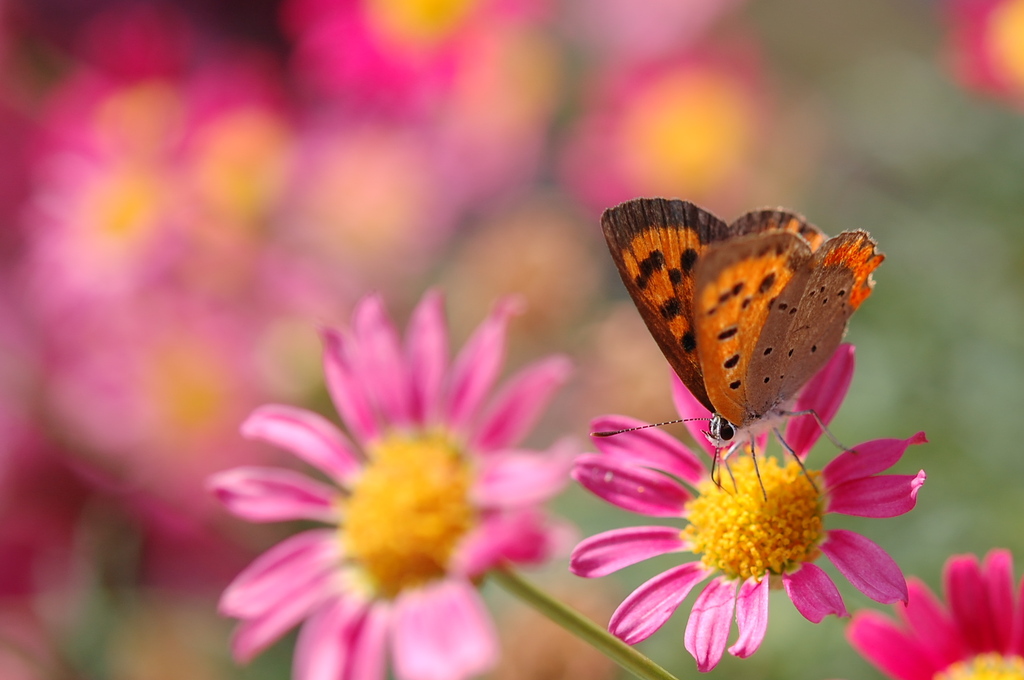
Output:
[
  {"xmin": 826, "ymin": 470, "xmax": 926, "ymax": 517},
  {"xmin": 821, "ymin": 529, "xmax": 908, "ymax": 604},
  {"xmin": 898, "ymin": 579, "xmax": 966, "ymax": 671},
  {"xmin": 392, "ymin": 579, "xmax": 498, "ymax": 680},
  {"xmin": 470, "ymin": 442, "xmax": 574, "ymax": 508},
  {"xmin": 985, "ymin": 550, "xmax": 1016, "ymax": 653},
  {"xmin": 443, "ymin": 297, "xmax": 521, "ymax": 436},
  {"xmin": 847, "ymin": 610, "xmax": 939, "ymax": 680},
  {"xmin": 451, "ymin": 509, "xmax": 558, "ymax": 576},
  {"xmin": 208, "ymin": 467, "xmax": 340, "ymax": 523},
  {"xmin": 241, "ymin": 405, "xmax": 361, "ymax": 484},
  {"xmin": 782, "ymin": 562, "xmax": 848, "ymax": 622},
  {"xmin": 351, "ymin": 294, "xmax": 413, "ymax": 427},
  {"xmin": 728, "ymin": 578, "xmax": 769, "ymax": 658},
  {"xmin": 347, "ymin": 602, "xmax": 391, "ymax": 680},
  {"xmin": 572, "ymin": 454, "xmax": 691, "ymax": 516},
  {"xmin": 293, "ymin": 597, "xmax": 366, "ymax": 680},
  {"xmin": 570, "ymin": 526, "xmax": 686, "ymax": 578},
  {"xmin": 669, "ymin": 371, "xmax": 716, "ymax": 456},
  {"xmin": 684, "ymin": 576, "xmax": 737, "ymax": 672},
  {"xmin": 609, "ymin": 562, "xmax": 712, "ymax": 644},
  {"xmin": 220, "ymin": 529, "xmax": 339, "ymax": 617},
  {"xmin": 785, "ymin": 344, "xmax": 854, "ymax": 453},
  {"xmin": 946, "ymin": 552, "xmax": 997, "ymax": 653},
  {"xmin": 406, "ymin": 290, "xmax": 449, "ymax": 426},
  {"xmin": 822, "ymin": 432, "xmax": 928, "ymax": 488},
  {"xmin": 590, "ymin": 414, "xmax": 706, "ymax": 484},
  {"xmin": 323, "ymin": 328, "xmax": 380, "ymax": 445},
  {"xmin": 470, "ymin": 355, "xmax": 572, "ymax": 451}
]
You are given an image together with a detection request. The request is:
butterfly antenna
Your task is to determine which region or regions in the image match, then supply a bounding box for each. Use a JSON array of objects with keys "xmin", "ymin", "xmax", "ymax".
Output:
[
  {"xmin": 774, "ymin": 427, "xmax": 819, "ymax": 493},
  {"xmin": 781, "ymin": 409, "xmax": 857, "ymax": 454},
  {"xmin": 591, "ymin": 417, "xmax": 710, "ymax": 438}
]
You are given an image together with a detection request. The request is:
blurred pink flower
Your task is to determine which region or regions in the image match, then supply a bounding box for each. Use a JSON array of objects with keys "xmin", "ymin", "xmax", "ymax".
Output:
[
  {"xmin": 848, "ymin": 549, "xmax": 1024, "ymax": 680},
  {"xmin": 562, "ymin": 48, "xmax": 764, "ymax": 215},
  {"xmin": 946, "ymin": 0, "xmax": 1024, "ymax": 107},
  {"xmin": 570, "ymin": 345, "xmax": 927, "ymax": 672},
  {"xmin": 210, "ymin": 291, "xmax": 575, "ymax": 680}
]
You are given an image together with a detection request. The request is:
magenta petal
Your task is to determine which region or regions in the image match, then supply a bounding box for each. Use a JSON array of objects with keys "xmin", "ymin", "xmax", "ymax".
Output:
[
  {"xmin": 823, "ymin": 432, "xmax": 928, "ymax": 487},
  {"xmin": 392, "ymin": 579, "xmax": 498, "ymax": 680},
  {"xmin": 293, "ymin": 597, "xmax": 365, "ymax": 680},
  {"xmin": 684, "ymin": 576, "xmax": 737, "ymax": 672},
  {"xmin": 470, "ymin": 442, "xmax": 574, "ymax": 508},
  {"xmin": 946, "ymin": 553, "xmax": 997, "ymax": 653},
  {"xmin": 220, "ymin": 529, "xmax": 339, "ymax": 617},
  {"xmin": 826, "ymin": 470, "xmax": 926, "ymax": 518},
  {"xmin": 785, "ymin": 344, "xmax": 854, "ymax": 453},
  {"xmin": 208, "ymin": 467, "xmax": 340, "ymax": 523},
  {"xmin": 572, "ymin": 454, "xmax": 691, "ymax": 516},
  {"xmin": 452, "ymin": 509, "xmax": 556, "ymax": 576},
  {"xmin": 984, "ymin": 550, "xmax": 1016, "ymax": 653},
  {"xmin": 590, "ymin": 414, "xmax": 705, "ymax": 485},
  {"xmin": 570, "ymin": 526, "xmax": 686, "ymax": 578},
  {"xmin": 471, "ymin": 355, "xmax": 572, "ymax": 451},
  {"xmin": 847, "ymin": 610, "xmax": 939, "ymax": 680},
  {"xmin": 241, "ymin": 405, "xmax": 361, "ymax": 483},
  {"xmin": 821, "ymin": 529, "xmax": 908, "ymax": 604},
  {"xmin": 898, "ymin": 579, "xmax": 967, "ymax": 671},
  {"xmin": 323, "ymin": 328, "xmax": 380, "ymax": 445},
  {"xmin": 782, "ymin": 563, "xmax": 848, "ymax": 622},
  {"xmin": 443, "ymin": 297, "xmax": 520, "ymax": 436},
  {"xmin": 351, "ymin": 294, "xmax": 414, "ymax": 427},
  {"xmin": 610, "ymin": 562, "xmax": 712, "ymax": 644},
  {"xmin": 669, "ymin": 371, "xmax": 716, "ymax": 457},
  {"xmin": 729, "ymin": 578, "xmax": 769, "ymax": 658},
  {"xmin": 406, "ymin": 290, "xmax": 449, "ymax": 426}
]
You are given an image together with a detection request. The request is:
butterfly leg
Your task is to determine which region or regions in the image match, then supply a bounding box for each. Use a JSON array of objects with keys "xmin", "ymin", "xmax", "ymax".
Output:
[
  {"xmin": 748, "ymin": 436, "xmax": 768, "ymax": 501},
  {"xmin": 781, "ymin": 408, "xmax": 857, "ymax": 454},
  {"xmin": 773, "ymin": 427, "xmax": 819, "ymax": 493}
]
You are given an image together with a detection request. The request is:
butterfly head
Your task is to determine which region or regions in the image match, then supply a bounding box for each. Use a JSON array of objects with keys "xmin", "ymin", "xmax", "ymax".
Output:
[{"xmin": 704, "ymin": 414, "xmax": 738, "ymax": 449}]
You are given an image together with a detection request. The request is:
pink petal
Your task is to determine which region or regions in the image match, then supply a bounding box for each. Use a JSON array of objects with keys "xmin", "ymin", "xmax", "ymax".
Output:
[
  {"xmin": 443, "ymin": 297, "xmax": 521, "ymax": 436},
  {"xmin": 406, "ymin": 290, "xmax": 449, "ymax": 426},
  {"xmin": 782, "ymin": 562, "xmax": 848, "ymax": 622},
  {"xmin": 347, "ymin": 602, "xmax": 391, "ymax": 680},
  {"xmin": 208, "ymin": 467, "xmax": 340, "ymax": 523},
  {"xmin": 294, "ymin": 597, "xmax": 366, "ymax": 680},
  {"xmin": 684, "ymin": 576, "xmax": 737, "ymax": 672},
  {"xmin": 785, "ymin": 344, "xmax": 854, "ymax": 453},
  {"xmin": 984, "ymin": 549, "xmax": 1016, "ymax": 654},
  {"xmin": 470, "ymin": 355, "xmax": 572, "ymax": 451},
  {"xmin": 590, "ymin": 414, "xmax": 706, "ymax": 484},
  {"xmin": 392, "ymin": 579, "xmax": 498, "ymax": 680},
  {"xmin": 572, "ymin": 454, "xmax": 692, "ymax": 516},
  {"xmin": 898, "ymin": 579, "xmax": 966, "ymax": 671},
  {"xmin": 826, "ymin": 470, "xmax": 926, "ymax": 518},
  {"xmin": 241, "ymin": 405, "xmax": 362, "ymax": 484},
  {"xmin": 847, "ymin": 610, "xmax": 939, "ymax": 680},
  {"xmin": 451, "ymin": 509, "xmax": 558, "ymax": 576},
  {"xmin": 570, "ymin": 526, "xmax": 686, "ymax": 578},
  {"xmin": 669, "ymin": 371, "xmax": 715, "ymax": 457},
  {"xmin": 821, "ymin": 529, "xmax": 908, "ymax": 604},
  {"xmin": 323, "ymin": 328, "xmax": 380, "ymax": 445},
  {"xmin": 220, "ymin": 529, "xmax": 339, "ymax": 617},
  {"xmin": 822, "ymin": 432, "xmax": 928, "ymax": 488},
  {"xmin": 728, "ymin": 578, "xmax": 769, "ymax": 658},
  {"xmin": 946, "ymin": 553, "xmax": 997, "ymax": 653},
  {"xmin": 609, "ymin": 562, "xmax": 712, "ymax": 644},
  {"xmin": 1012, "ymin": 578, "xmax": 1024, "ymax": 656},
  {"xmin": 351, "ymin": 294, "xmax": 413, "ymax": 427},
  {"xmin": 470, "ymin": 442, "xmax": 574, "ymax": 508}
]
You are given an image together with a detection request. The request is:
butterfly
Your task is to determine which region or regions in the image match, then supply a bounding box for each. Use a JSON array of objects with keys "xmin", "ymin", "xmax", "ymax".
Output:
[{"xmin": 600, "ymin": 197, "xmax": 884, "ymax": 452}]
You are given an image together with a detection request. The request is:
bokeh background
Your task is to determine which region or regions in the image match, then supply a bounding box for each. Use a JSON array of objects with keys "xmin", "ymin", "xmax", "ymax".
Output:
[{"xmin": 1, "ymin": 0, "xmax": 1023, "ymax": 678}]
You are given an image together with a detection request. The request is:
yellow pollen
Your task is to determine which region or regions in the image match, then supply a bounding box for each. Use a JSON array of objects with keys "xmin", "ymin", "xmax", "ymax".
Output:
[
  {"xmin": 365, "ymin": 0, "xmax": 480, "ymax": 50},
  {"xmin": 343, "ymin": 433, "xmax": 476, "ymax": 598},
  {"xmin": 682, "ymin": 457, "xmax": 824, "ymax": 581},
  {"xmin": 989, "ymin": 0, "xmax": 1024, "ymax": 89},
  {"xmin": 936, "ymin": 654, "xmax": 1024, "ymax": 680}
]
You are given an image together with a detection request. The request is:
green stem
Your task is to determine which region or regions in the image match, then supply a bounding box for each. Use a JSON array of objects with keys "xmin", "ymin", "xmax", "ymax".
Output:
[{"xmin": 490, "ymin": 566, "xmax": 681, "ymax": 680}]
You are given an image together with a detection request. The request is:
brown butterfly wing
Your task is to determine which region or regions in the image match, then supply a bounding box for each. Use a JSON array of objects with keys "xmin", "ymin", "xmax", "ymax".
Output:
[{"xmin": 600, "ymin": 198, "xmax": 734, "ymax": 414}]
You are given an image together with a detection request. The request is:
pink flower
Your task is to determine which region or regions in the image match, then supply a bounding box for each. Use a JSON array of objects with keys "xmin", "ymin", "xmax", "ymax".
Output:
[
  {"xmin": 848, "ymin": 549, "xmax": 1024, "ymax": 680},
  {"xmin": 209, "ymin": 291, "xmax": 575, "ymax": 680},
  {"xmin": 945, "ymin": 0, "xmax": 1024, "ymax": 108},
  {"xmin": 570, "ymin": 345, "xmax": 927, "ymax": 672}
]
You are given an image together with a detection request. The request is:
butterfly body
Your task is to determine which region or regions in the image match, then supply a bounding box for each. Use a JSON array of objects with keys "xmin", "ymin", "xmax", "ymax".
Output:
[{"xmin": 601, "ymin": 198, "xmax": 883, "ymax": 449}]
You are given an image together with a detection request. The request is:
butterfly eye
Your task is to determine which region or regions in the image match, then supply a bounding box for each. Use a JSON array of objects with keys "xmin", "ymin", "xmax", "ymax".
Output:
[{"xmin": 710, "ymin": 416, "xmax": 735, "ymax": 442}]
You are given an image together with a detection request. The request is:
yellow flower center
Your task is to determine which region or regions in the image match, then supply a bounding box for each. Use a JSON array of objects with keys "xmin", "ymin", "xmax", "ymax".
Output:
[
  {"xmin": 936, "ymin": 654, "xmax": 1024, "ymax": 680},
  {"xmin": 682, "ymin": 457, "xmax": 823, "ymax": 581},
  {"xmin": 343, "ymin": 433, "xmax": 476, "ymax": 598},
  {"xmin": 989, "ymin": 0, "xmax": 1024, "ymax": 89},
  {"xmin": 365, "ymin": 0, "xmax": 480, "ymax": 50}
]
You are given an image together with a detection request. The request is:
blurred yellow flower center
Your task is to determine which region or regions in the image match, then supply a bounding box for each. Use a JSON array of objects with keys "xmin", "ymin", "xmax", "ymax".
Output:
[
  {"xmin": 936, "ymin": 653, "xmax": 1024, "ymax": 680},
  {"xmin": 366, "ymin": 0, "xmax": 479, "ymax": 50},
  {"xmin": 343, "ymin": 433, "xmax": 476, "ymax": 598},
  {"xmin": 990, "ymin": 0, "xmax": 1024, "ymax": 88},
  {"xmin": 683, "ymin": 457, "xmax": 823, "ymax": 581}
]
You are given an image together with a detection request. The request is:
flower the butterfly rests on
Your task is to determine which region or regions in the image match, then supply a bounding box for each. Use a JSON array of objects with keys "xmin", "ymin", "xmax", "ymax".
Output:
[{"xmin": 600, "ymin": 197, "xmax": 884, "ymax": 453}]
